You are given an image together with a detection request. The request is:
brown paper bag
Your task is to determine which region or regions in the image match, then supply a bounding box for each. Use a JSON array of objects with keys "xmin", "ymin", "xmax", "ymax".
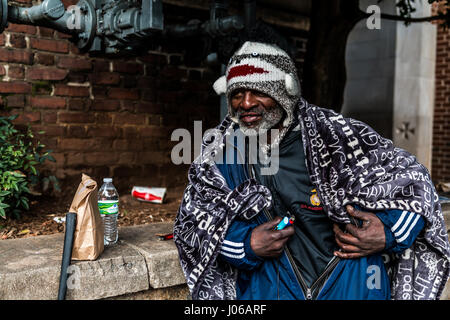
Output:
[{"xmin": 69, "ymin": 173, "xmax": 104, "ymax": 260}]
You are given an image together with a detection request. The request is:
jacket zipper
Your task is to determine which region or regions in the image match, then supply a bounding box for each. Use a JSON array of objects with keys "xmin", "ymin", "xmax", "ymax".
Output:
[{"xmin": 246, "ymin": 158, "xmax": 340, "ymax": 300}]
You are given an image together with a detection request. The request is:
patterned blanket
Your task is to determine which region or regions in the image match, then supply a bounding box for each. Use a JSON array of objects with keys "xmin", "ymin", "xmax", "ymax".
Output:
[{"xmin": 173, "ymin": 97, "xmax": 450, "ymax": 300}]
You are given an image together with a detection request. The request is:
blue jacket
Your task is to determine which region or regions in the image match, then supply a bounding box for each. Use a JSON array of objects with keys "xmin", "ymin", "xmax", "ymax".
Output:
[{"xmin": 216, "ymin": 144, "xmax": 424, "ymax": 300}]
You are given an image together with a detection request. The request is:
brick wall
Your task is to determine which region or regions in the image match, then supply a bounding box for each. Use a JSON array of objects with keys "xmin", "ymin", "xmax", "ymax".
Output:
[
  {"xmin": 432, "ymin": 26, "xmax": 450, "ymax": 183},
  {"xmin": 0, "ymin": 0, "xmax": 308, "ymax": 194}
]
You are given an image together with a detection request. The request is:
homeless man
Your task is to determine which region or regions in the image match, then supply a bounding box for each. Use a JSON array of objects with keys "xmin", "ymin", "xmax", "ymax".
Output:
[{"xmin": 173, "ymin": 41, "xmax": 450, "ymax": 300}]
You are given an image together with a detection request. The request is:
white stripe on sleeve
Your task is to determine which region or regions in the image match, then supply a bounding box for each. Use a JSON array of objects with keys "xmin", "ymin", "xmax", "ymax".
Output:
[
  {"xmin": 220, "ymin": 251, "xmax": 246, "ymax": 259},
  {"xmin": 396, "ymin": 215, "xmax": 421, "ymax": 243},
  {"xmin": 394, "ymin": 212, "xmax": 414, "ymax": 238},
  {"xmin": 221, "ymin": 246, "xmax": 245, "ymax": 254},
  {"xmin": 391, "ymin": 211, "xmax": 408, "ymax": 233},
  {"xmin": 223, "ymin": 240, "xmax": 244, "ymax": 248}
]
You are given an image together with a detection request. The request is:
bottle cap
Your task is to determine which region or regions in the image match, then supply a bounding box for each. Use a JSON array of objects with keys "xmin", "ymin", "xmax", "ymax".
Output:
[{"xmin": 103, "ymin": 178, "xmax": 113, "ymax": 183}]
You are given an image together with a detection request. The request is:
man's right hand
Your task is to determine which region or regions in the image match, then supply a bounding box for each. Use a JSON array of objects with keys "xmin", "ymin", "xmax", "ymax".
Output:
[{"xmin": 250, "ymin": 216, "xmax": 295, "ymax": 258}]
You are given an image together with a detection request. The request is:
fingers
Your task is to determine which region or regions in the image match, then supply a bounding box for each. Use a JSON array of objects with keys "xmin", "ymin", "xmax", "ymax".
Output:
[
  {"xmin": 333, "ymin": 223, "xmax": 360, "ymax": 246},
  {"xmin": 334, "ymin": 250, "xmax": 363, "ymax": 259},
  {"xmin": 346, "ymin": 205, "xmax": 373, "ymax": 223},
  {"xmin": 264, "ymin": 216, "xmax": 283, "ymax": 230},
  {"xmin": 334, "ymin": 234, "xmax": 361, "ymax": 253},
  {"xmin": 271, "ymin": 226, "xmax": 294, "ymax": 254}
]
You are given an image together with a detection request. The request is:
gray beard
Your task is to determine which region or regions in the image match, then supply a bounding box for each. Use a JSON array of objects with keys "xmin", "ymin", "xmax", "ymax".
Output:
[{"xmin": 232, "ymin": 105, "xmax": 284, "ymax": 137}]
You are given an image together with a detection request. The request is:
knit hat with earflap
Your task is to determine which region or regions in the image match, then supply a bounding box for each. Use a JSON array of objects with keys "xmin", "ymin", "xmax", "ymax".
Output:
[{"xmin": 213, "ymin": 41, "xmax": 301, "ymax": 130}]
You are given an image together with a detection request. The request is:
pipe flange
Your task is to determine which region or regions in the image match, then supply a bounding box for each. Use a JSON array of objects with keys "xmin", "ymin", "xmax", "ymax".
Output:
[
  {"xmin": 75, "ymin": 0, "xmax": 96, "ymax": 51},
  {"xmin": 0, "ymin": 0, "xmax": 8, "ymax": 33}
]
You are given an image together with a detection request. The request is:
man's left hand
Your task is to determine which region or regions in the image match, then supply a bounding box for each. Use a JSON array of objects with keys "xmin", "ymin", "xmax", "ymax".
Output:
[{"xmin": 333, "ymin": 205, "xmax": 386, "ymax": 259}]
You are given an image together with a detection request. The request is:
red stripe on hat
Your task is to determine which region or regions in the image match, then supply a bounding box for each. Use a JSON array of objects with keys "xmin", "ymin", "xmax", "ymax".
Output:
[{"xmin": 227, "ymin": 64, "xmax": 269, "ymax": 81}]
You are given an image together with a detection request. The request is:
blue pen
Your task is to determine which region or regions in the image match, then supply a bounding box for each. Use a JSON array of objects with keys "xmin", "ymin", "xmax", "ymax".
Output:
[{"xmin": 275, "ymin": 215, "xmax": 295, "ymax": 230}]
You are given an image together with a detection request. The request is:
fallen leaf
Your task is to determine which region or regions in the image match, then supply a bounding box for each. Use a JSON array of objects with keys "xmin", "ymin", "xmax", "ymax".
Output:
[{"xmin": 18, "ymin": 229, "xmax": 30, "ymax": 235}]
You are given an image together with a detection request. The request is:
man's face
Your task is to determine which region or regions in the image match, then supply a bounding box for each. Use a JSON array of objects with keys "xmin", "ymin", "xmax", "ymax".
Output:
[{"xmin": 230, "ymin": 89, "xmax": 284, "ymax": 136}]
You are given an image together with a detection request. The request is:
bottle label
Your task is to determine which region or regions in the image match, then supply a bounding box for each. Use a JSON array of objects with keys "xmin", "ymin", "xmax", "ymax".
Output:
[{"xmin": 98, "ymin": 200, "xmax": 119, "ymax": 215}]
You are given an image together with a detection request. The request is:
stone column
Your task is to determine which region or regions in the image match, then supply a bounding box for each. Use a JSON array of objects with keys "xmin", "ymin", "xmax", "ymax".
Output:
[
  {"xmin": 392, "ymin": 2, "xmax": 437, "ymax": 171},
  {"xmin": 342, "ymin": 0, "xmax": 437, "ymax": 171}
]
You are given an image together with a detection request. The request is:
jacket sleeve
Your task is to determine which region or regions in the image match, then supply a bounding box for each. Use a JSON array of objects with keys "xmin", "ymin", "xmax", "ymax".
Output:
[
  {"xmin": 218, "ymin": 218, "xmax": 264, "ymax": 270},
  {"xmin": 374, "ymin": 209, "xmax": 425, "ymax": 254}
]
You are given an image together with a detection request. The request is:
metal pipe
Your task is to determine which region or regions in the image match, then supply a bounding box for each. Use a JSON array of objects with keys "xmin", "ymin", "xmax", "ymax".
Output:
[
  {"xmin": 244, "ymin": 0, "xmax": 256, "ymax": 33},
  {"xmin": 8, "ymin": 0, "xmax": 81, "ymax": 34},
  {"xmin": 164, "ymin": 15, "xmax": 243, "ymax": 38}
]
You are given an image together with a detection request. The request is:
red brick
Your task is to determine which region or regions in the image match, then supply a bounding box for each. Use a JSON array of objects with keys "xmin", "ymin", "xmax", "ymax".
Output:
[
  {"xmin": 66, "ymin": 152, "xmax": 84, "ymax": 166},
  {"xmin": 91, "ymin": 99, "xmax": 120, "ymax": 111},
  {"xmin": 5, "ymin": 23, "xmax": 37, "ymax": 35},
  {"xmin": 91, "ymin": 72, "xmax": 121, "ymax": 85},
  {"xmin": 95, "ymin": 113, "xmax": 113, "ymax": 124},
  {"xmin": 0, "ymin": 48, "xmax": 33, "ymax": 64},
  {"xmin": 9, "ymin": 34, "xmax": 26, "ymax": 48},
  {"xmin": 160, "ymin": 66, "xmax": 187, "ymax": 80},
  {"xmin": 107, "ymin": 88, "xmax": 139, "ymax": 100},
  {"xmin": 92, "ymin": 60, "xmax": 110, "ymax": 72},
  {"xmin": 86, "ymin": 125, "xmax": 121, "ymax": 138},
  {"xmin": 0, "ymin": 81, "xmax": 31, "ymax": 94},
  {"xmin": 58, "ymin": 138, "xmax": 112, "ymax": 152},
  {"xmin": 136, "ymin": 102, "xmax": 163, "ymax": 113},
  {"xmin": 31, "ymin": 125, "xmax": 65, "ymax": 136},
  {"xmin": 84, "ymin": 152, "xmax": 118, "ymax": 165},
  {"xmin": 92, "ymin": 86, "xmax": 107, "ymax": 99},
  {"xmin": 112, "ymin": 112, "xmax": 146, "ymax": 125},
  {"xmin": 54, "ymin": 84, "xmax": 90, "ymax": 97},
  {"xmin": 58, "ymin": 138, "xmax": 90, "ymax": 150},
  {"xmin": 118, "ymin": 152, "xmax": 135, "ymax": 164},
  {"xmin": 113, "ymin": 139, "xmax": 143, "ymax": 151},
  {"xmin": 35, "ymin": 53, "xmax": 55, "ymax": 66},
  {"xmin": 0, "ymin": 64, "xmax": 5, "ymax": 76},
  {"xmin": 27, "ymin": 67, "xmax": 68, "ymax": 81},
  {"xmin": 56, "ymin": 31, "xmax": 72, "ymax": 40},
  {"xmin": 58, "ymin": 111, "xmax": 95, "ymax": 123},
  {"xmin": 30, "ymin": 38, "xmax": 69, "ymax": 53},
  {"xmin": 68, "ymin": 99, "xmax": 88, "ymax": 111},
  {"xmin": 57, "ymin": 56, "xmax": 92, "ymax": 71},
  {"xmin": 112, "ymin": 61, "xmax": 144, "ymax": 74},
  {"xmin": 122, "ymin": 126, "xmax": 138, "ymax": 138},
  {"xmin": 148, "ymin": 114, "xmax": 162, "ymax": 126},
  {"xmin": 6, "ymin": 95, "xmax": 25, "ymax": 107},
  {"xmin": 67, "ymin": 125, "xmax": 87, "ymax": 138},
  {"xmin": 138, "ymin": 151, "xmax": 168, "ymax": 164},
  {"xmin": 12, "ymin": 111, "xmax": 41, "ymax": 124},
  {"xmin": 140, "ymin": 126, "xmax": 170, "ymax": 138},
  {"xmin": 39, "ymin": 26, "xmax": 55, "ymax": 38},
  {"xmin": 42, "ymin": 111, "xmax": 57, "ymax": 124},
  {"xmin": 138, "ymin": 53, "xmax": 167, "ymax": 65},
  {"xmin": 31, "ymin": 96, "xmax": 66, "ymax": 109},
  {"xmin": 8, "ymin": 65, "xmax": 24, "ymax": 79}
]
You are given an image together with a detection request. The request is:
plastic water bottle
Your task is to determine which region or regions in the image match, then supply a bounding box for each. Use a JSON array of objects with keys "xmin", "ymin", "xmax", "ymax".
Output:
[{"xmin": 98, "ymin": 178, "xmax": 119, "ymax": 246}]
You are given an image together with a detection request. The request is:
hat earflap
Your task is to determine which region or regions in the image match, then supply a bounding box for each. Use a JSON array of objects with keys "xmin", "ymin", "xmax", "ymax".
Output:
[
  {"xmin": 213, "ymin": 75, "xmax": 227, "ymax": 95},
  {"xmin": 285, "ymin": 74, "xmax": 300, "ymax": 97}
]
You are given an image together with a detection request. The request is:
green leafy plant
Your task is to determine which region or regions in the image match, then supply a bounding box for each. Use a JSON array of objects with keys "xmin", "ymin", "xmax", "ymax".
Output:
[{"xmin": 0, "ymin": 115, "xmax": 60, "ymax": 219}]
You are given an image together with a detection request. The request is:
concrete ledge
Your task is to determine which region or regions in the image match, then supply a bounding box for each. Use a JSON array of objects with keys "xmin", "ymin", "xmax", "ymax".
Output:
[
  {"xmin": 0, "ymin": 223, "xmax": 187, "ymax": 300},
  {"xmin": 0, "ymin": 209, "xmax": 449, "ymax": 300}
]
